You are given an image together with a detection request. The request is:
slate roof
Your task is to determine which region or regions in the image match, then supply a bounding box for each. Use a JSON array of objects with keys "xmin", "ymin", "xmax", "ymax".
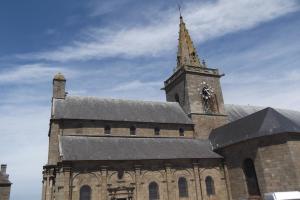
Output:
[
  {"xmin": 210, "ymin": 107, "xmax": 300, "ymax": 149},
  {"xmin": 59, "ymin": 136, "xmax": 222, "ymax": 161},
  {"xmin": 224, "ymin": 104, "xmax": 300, "ymax": 125},
  {"xmin": 52, "ymin": 96, "xmax": 193, "ymax": 124}
]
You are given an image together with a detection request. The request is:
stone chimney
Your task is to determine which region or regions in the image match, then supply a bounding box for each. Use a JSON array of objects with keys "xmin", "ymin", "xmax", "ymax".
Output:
[
  {"xmin": 1, "ymin": 164, "xmax": 7, "ymax": 174},
  {"xmin": 53, "ymin": 72, "xmax": 66, "ymax": 99}
]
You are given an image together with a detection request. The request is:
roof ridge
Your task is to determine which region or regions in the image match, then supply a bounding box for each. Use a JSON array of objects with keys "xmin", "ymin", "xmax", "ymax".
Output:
[
  {"xmin": 256, "ymin": 107, "xmax": 273, "ymax": 133},
  {"xmin": 61, "ymin": 135, "xmax": 206, "ymax": 140},
  {"xmin": 66, "ymin": 95, "xmax": 179, "ymax": 105},
  {"xmin": 225, "ymin": 104, "xmax": 300, "ymax": 113}
]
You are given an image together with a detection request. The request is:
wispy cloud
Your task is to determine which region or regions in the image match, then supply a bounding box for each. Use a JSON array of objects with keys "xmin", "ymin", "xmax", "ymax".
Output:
[
  {"xmin": 0, "ymin": 64, "xmax": 76, "ymax": 84},
  {"xmin": 87, "ymin": 0, "xmax": 133, "ymax": 17},
  {"xmin": 111, "ymin": 80, "xmax": 162, "ymax": 92},
  {"xmin": 16, "ymin": 0, "xmax": 299, "ymax": 62},
  {"xmin": 223, "ymin": 69, "xmax": 300, "ymax": 85}
]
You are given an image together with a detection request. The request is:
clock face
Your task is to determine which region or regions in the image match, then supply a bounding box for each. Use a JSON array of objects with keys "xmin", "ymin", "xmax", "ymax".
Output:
[
  {"xmin": 202, "ymin": 86, "xmax": 212, "ymax": 101},
  {"xmin": 199, "ymin": 81, "xmax": 214, "ymax": 102},
  {"xmin": 198, "ymin": 81, "xmax": 215, "ymax": 113}
]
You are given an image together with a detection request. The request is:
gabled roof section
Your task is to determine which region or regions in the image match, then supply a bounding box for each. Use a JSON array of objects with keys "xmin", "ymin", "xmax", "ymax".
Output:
[
  {"xmin": 177, "ymin": 16, "xmax": 203, "ymax": 69},
  {"xmin": 59, "ymin": 136, "xmax": 222, "ymax": 161},
  {"xmin": 52, "ymin": 96, "xmax": 193, "ymax": 124},
  {"xmin": 210, "ymin": 107, "xmax": 300, "ymax": 149}
]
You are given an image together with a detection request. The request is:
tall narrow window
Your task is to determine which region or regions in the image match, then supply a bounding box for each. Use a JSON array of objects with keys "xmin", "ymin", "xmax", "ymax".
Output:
[
  {"xmin": 179, "ymin": 128, "xmax": 185, "ymax": 136},
  {"xmin": 205, "ymin": 176, "xmax": 215, "ymax": 196},
  {"xmin": 80, "ymin": 185, "xmax": 91, "ymax": 200},
  {"xmin": 154, "ymin": 127, "xmax": 160, "ymax": 136},
  {"xmin": 175, "ymin": 94, "xmax": 180, "ymax": 103},
  {"xmin": 149, "ymin": 182, "xmax": 159, "ymax": 200},
  {"xmin": 104, "ymin": 125, "xmax": 111, "ymax": 134},
  {"xmin": 243, "ymin": 159, "xmax": 261, "ymax": 196},
  {"xmin": 178, "ymin": 177, "xmax": 188, "ymax": 197},
  {"xmin": 130, "ymin": 126, "xmax": 136, "ymax": 135}
]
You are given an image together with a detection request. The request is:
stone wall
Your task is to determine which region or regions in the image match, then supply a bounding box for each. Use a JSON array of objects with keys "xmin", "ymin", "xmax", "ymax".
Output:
[
  {"xmin": 48, "ymin": 121, "xmax": 61, "ymax": 165},
  {"xmin": 185, "ymin": 69, "xmax": 225, "ymax": 116},
  {"xmin": 287, "ymin": 134, "xmax": 300, "ymax": 187},
  {"xmin": 42, "ymin": 159, "xmax": 229, "ymax": 200},
  {"xmin": 165, "ymin": 70, "xmax": 190, "ymax": 114},
  {"xmin": 190, "ymin": 115, "xmax": 227, "ymax": 139},
  {"xmin": 164, "ymin": 67, "xmax": 227, "ymax": 139},
  {"xmin": 219, "ymin": 134, "xmax": 300, "ymax": 200},
  {"xmin": 0, "ymin": 186, "xmax": 11, "ymax": 200},
  {"xmin": 61, "ymin": 120, "xmax": 194, "ymax": 138},
  {"xmin": 47, "ymin": 119, "xmax": 195, "ymax": 166}
]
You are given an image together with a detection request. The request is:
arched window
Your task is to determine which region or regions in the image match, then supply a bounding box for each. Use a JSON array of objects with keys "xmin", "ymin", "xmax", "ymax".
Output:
[
  {"xmin": 205, "ymin": 176, "xmax": 215, "ymax": 196},
  {"xmin": 130, "ymin": 126, "xmax": 136, "ymax": 135},
  {"xmin": 175, "ymin": 94, "xmax": 180, "ymax": 103},
  {"xmin": 117, "ymin": 169, "xmax": 124, "ymax": 180},
  {"xmin": 149, "ymin": 182, "xmax": 159, "ymax": 200},
  {"xmin": 104, "ymin": 125, "xmax": 111, "ymax": 134},
  {"xmin": 178, "ymin": 177, "xmax": 188, "ymax": 197},
  {"xmin": 80, "ymin": 185, "xmax": 91, "ymax": 200},
  {"xmin": 243, "ymin": 159, "xmax": 261, "ymax": 196},
  {"xmin": 179, "ymin": 128, "xmax": 185, "ymax": 136},
  {"xmin": 154, "ymin": 127, "xmax": 160, "ymax": 135}
]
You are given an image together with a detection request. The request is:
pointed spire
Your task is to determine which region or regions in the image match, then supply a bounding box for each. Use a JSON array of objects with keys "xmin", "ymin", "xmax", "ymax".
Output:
[{"xmin": 177, "ymin": 15, "xmax": 202, "ymax": 69}]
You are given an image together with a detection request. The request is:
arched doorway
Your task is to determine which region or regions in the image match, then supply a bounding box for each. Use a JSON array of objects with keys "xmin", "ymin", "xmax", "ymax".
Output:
[{"xmin": 243, "ymin": 159, "xmax": 261, "ymax": 197}]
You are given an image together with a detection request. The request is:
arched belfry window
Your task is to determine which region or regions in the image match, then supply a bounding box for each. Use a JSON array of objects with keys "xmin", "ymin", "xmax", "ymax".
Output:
[
  {"xmin": 243, "ymin": 159, "xmax": 261, "ymax": 196},
  {"xmin": 178, "ymin": 177, "xmax": 188, "ymax": 197},
  {"xmin": 149, "ymin": 182, "xmax": 159, "ymax": 200},
  {"xmin": 80, "ymin": 185, "xmax": 91, "ymax": 200},
  {"xmin": 205, "ymin": 176, "xmax": 215, "ymax": 196}
]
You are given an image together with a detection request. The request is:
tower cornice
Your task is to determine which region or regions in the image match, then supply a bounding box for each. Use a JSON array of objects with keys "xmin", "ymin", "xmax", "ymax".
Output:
[{"xmin": 164, "ymin": 65, "xmax": 223, "ymax": 91}]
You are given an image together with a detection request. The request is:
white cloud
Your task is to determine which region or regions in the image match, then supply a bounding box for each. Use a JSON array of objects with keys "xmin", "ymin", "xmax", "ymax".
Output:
[
  {"xmin": 222, "ymin": 67, "xmax": 300, "ymax": 110},
  {"xmin": 0, "ymin": 64, "xmax": 77, "ymax": 84},
  {"xmin": 223, "ymin": 69, "xmax": 300, "ymax": 85},
  {"xmin": 87, "ymin": 0, "xmax": 132, "ymax": 17},
  {"xmin": 223, "ymin": 80, "xmax": 300, "ymax": 110},
  {"xmin": 16, "ymin": 0, "xmax": 299, "ymax": 62}
]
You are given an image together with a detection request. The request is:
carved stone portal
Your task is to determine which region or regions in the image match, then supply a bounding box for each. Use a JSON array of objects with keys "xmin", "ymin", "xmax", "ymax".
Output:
[{"xmin": 107, "ymin": 185, "xmax": 135, "ymax": 200}]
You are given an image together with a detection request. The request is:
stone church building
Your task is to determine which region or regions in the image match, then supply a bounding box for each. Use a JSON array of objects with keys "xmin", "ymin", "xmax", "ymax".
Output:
[{"xmin": 42, "ymin": 16, "xmax": 300, "ymax": 200}]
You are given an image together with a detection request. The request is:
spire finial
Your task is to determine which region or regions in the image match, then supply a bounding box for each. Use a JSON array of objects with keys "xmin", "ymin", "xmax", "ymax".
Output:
[{"xmin": 177, "ymin": 3, "xmax": 182, "ymax": 18}]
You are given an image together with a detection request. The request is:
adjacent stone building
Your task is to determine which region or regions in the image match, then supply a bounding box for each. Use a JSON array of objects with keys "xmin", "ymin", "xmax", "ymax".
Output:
[
  {"xmin": 42, "ymin": 16, "xmax": 300, "ymax": 200},
  {"xmin": 0, "ymin": 164, "xmax": 12, "ymax": 200}
]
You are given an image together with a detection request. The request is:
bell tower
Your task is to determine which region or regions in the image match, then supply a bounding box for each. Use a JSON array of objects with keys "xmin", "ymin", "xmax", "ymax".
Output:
[{"xmin": 164, "ymin": 16, "xmax": 227, "ymax": 139}]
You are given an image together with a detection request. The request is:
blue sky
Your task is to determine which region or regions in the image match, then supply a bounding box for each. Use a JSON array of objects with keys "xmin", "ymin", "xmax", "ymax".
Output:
[{"xmin": 0, "ymin": 0, "xmax": 300, "ymax": 199}]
